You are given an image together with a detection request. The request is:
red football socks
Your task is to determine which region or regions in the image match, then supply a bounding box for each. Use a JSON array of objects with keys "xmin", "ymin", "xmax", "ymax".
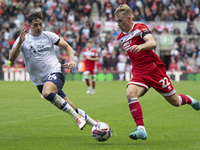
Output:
[
  {"xmin": 128, "ymin": 98, "xmax": 144, "ymax": 126},
  {"xmin": 178, "ymin": 94, "xmax": 192, "ymax": 105}
]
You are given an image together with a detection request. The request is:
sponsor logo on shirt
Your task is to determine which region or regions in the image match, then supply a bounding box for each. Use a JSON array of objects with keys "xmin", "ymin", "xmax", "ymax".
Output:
[{"xmin": 29, "ymin": 45, "xmax": 49, "ymax": 53}]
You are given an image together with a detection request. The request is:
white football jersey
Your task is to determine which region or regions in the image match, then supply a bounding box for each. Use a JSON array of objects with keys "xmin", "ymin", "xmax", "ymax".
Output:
[{"xmin": 12, "ymin": 31, "xmax": 61, "ymax": 85}]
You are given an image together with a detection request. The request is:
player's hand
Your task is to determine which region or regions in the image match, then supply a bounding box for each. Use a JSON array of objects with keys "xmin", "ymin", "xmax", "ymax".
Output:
[
  {"xmin": 19, "ymin": 26, "xmax": 28, "ymax": 44},
  {"xmin": 62, "ymin": 61, "xmax": 76, "ymax": 72},
  {"xmin": 130, "ymin": 45, "xmax": 141, "ymax": 53}
]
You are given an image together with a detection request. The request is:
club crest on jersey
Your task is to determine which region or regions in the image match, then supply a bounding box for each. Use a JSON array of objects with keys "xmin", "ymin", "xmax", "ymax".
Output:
[{"xmin": 123, "ymin": 41, "xmax": 131, "ymax": 51}]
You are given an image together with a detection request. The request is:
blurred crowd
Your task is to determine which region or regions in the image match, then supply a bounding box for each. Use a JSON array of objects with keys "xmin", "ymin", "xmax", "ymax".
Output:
[{"xmin": 1, "ymin": 0, "xmax": 200, "ymax": 73}]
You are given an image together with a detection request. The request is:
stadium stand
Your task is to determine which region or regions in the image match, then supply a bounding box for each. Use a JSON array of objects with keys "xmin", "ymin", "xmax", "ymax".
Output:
[{"xmin": 0, "ymin": 0, "xmax": 200, "ymax": 74}]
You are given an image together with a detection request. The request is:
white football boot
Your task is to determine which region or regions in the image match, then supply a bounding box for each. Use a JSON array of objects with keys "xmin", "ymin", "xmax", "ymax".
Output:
[
  {"xmin": 91, "ymin": 89, "xmax": 95, "ymax": 94},
  {"xmin": 86, "ymin": 87, "xmax": 91, "ymax": 94},
  {"xmin": 76, "ymin": 116, "xmax": 86, "ymax": 130}
]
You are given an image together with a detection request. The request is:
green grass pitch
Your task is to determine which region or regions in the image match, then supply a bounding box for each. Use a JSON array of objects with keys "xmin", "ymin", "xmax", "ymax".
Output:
[{"xmin": 0, "ymin": 80, "xmax": 199, "ymax": 150}]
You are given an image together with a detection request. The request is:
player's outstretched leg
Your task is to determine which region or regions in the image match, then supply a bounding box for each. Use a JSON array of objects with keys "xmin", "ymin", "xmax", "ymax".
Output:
[
  {"xmin": 76, "ymin": 108, "xmax": 97, "ymax": 126},
  {"xmin": 186, "ymin": 95, "xmax": 200, "ymax": 111},
  {"xmin": 129, "ymin": 126, "xmax": 148, "ymax": 140},
  {"xmin": 46, "ymin": 93, "xmax": 86, "ymax": 130}
]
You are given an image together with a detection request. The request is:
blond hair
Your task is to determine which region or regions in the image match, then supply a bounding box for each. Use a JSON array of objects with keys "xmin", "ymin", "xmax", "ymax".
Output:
[{"xmin": 114, "ymin": 4, "xmax": 132, "ymax": 17}]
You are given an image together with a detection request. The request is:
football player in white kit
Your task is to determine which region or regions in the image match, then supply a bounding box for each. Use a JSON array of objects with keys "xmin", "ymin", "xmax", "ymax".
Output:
[{"xmin": 9, "ymin": 11, "xmax": 97, "ymax": 130}]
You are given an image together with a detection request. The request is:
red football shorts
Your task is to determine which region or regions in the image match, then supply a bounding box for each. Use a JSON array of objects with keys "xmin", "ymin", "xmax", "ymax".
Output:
[
  {"xmin": 127, "ymin": 66, "xmax": 176, "ymax": 96},
  {"xmin": 84, "ymin": 67, "xmax": 95, "ymax": 75}
]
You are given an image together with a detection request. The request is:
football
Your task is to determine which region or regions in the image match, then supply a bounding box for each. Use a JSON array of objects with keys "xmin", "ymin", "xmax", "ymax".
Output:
[{"xmin": 92, "ymin": 122, "xmax": 112, "ymax": 142}]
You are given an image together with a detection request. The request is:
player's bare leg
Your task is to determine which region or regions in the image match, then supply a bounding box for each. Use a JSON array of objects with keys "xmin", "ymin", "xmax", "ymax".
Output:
[
  {"xmin": 91, "ymin": 75, "xmax": 96, "ymax": 94},
  {"xmin": 42, "ymin": 81, "xmax": 86, "ymax": 130},
  {"xmin": 164, "ymin": 93, "xmax": 200, "ymax": 110},
  {"xmin": 84, "ymin": 72, "xmax": 91, "ymax": 94},
  {"xmin": 126, "ymin": 84, "xmax": 148, "ymax": 140}
]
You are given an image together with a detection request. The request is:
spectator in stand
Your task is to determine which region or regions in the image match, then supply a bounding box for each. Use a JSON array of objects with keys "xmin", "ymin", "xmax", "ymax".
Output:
[
  {"xmin": 118, "ymin": 51, "xmax": 127, "ymax": 64},
  {"xmin": 182, "ymin": 53, "xmax": 190, "ymax": 62},
  {"xmin": 177, "ymin": 58, "xmax": 184, "ymax": 71},
  {"xmin": 185, "ymin": 42, "xmax": 193, "ymax": 57},
  {"xmin": 193, "ymin": 27, "xmax": 200, "ymax": 37},
  {"xmin": 173, "ymin": 27, "xmax": 181, "ymax": 35},
  {"xmin": 161, "ymin": 28, "xmax": 169, "ymax": 35},
  {"xmin": 151, "ymin": 1, "xmax": 158, "ymax": 19},
  {"xmin": 194, "ymin": 3, "xmax": 200, "ymax": 17},
  {"xmin": 168, "ymin": 2, "xmax": 176, "ymax": 20},
  {"xmin": 186, "ymin": 22, "xmax": 194, "ymax": 35},
  {"xmin": 196, "ymin": 38, "xmax": 200, "ymax": 51},
  {"xmin": 144, "ymin": 5, "xmax": 153, "ymax": 21},
  {"xmin": 180, "ymin": 60, "xmax": 187, "ymax": 71},
  {"xmin": 169, "ymin": 57, "xmax": 179, "ymax": 72},
  {"xmin": 188, "ymin": 52, "xmax": 198, "ymax": 72},
  {"xmin": 117, "ymin": 58, "xmax": 126, "ymax": 81},
  {"xmin": 110, "ymin": 50, "xmax": 118, "ymax": 71},
  {"xmin": 80, "ymin": 33, "xmax": 87, "ymax": 49},
  {"xmin": 179, "ymin": 45, "xmax": 186, "ymax": 60},
  {"xmin": 102, "ymin": 47, "xmax": 110, "ymax": 71},
  {"xmin": 170, "ymin": 43, "xmax": 179, "ymax": 61},
  {"xmin": 104, "ymin": 1, "xmax": 113, "ymax": 20},
  {"xmin": 189, "ymin": 38, "xmax": 197, "ymax": 54},
  {"xmin": 84, "ymin": 2, "xmax": 92, "ymax": 17},
  {"xmin": 96, "ymin": 0, "xmax": 102, "ymax": 18},
  {"xmin": 196, "ymin": 52, "xmax": 200, "ymax": 70}
]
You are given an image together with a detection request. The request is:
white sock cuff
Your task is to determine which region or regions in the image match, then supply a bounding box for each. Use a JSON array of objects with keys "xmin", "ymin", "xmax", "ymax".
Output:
[
  {"xmin": 178, "ymin": 96, "xmax": 182, "ymax": 106},
  {"xmin": 128, "ymin": 97, "xmax": 138, "ymax": 104},
  {"xmin": 138, "ymin": 126, "xmax": 146, "ymax": 132}
]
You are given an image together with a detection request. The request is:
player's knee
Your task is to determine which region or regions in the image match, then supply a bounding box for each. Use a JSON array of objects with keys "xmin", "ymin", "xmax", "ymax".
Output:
[
  {"xmin": 42, "ymin": 91, "xmax": 51, "ymax": 99},
  {"xmin": 126, "ymin": 92, "xmax": 137, "ymax": 100},
  {"xmin": 43, "ymin": 92, "xmax": 56, "ymax": 102}
]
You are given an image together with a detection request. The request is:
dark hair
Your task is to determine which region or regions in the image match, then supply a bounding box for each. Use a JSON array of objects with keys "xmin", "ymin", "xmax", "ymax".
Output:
[{"xmin": 27, "ymin": 11, "xmax": 43, "ymax": 24}]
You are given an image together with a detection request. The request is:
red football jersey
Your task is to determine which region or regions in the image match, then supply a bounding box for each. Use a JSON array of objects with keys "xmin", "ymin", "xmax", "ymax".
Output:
[
  {"xmin": 117, "ymin": 23, "xmax": 164, "ymax": 75},
  {"xmin": 82, "ymin": 48, "xmax": 98, "ymax": 70}
]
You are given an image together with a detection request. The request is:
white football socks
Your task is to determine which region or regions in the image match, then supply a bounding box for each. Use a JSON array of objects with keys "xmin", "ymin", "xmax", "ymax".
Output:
[
  {"xmin": 52, "ymin": 94, "xmax": 79, "ymax": 120},
  {"xmin": 76, "ymin": 108, "xmax": 97, "ymax": 126},
  {"xmin": 138, "ymin": 126, "xmax": 146, "ymax": 132}
]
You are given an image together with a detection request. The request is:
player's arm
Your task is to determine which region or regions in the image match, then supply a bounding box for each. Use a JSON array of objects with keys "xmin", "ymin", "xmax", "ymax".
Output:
[
  {"xmin": 57, "ymin": 38, "xmax": 76, "ymax": 71},
  {"xmin": 9, "ymin": 26, "xmax": 27, "ymax": 62},
  {"xmin": 130, "ymin": 34, "xmax": 156, "ymax": 53}
]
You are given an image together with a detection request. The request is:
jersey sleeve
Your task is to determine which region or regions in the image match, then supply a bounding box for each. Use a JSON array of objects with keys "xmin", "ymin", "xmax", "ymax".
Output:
[
  {"xmin": 45, "ymin": 31, "xmax": 60, "ymax": 45},
  {"xmin": 138, "ymin": 24, "xmax": 151, "ymax": 39}
]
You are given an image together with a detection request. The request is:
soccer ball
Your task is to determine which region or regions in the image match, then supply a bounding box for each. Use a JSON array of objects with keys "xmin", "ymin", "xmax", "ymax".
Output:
[{"xmin": 92, "ymin": 122, "xmax": 112, "ymax": 142}]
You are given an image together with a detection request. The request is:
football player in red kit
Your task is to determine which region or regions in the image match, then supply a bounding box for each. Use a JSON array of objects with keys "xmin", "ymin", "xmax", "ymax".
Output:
[
  {"xmin": 114, "ymin": 4, "xmax": 200, "ymax": 140},
  {"xmin": 82, "ymin": 40, "xmax": 99, "ymax": 94}
]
